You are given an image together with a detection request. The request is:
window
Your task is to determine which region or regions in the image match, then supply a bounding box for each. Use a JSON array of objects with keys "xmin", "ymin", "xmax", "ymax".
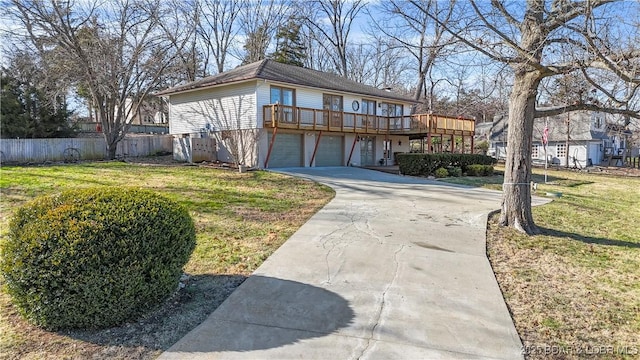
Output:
[
  {"xmin": 361, "ymin": 99, "xmax": 376, "ymax": 115},
  {"xmin": 361, "ymin": 99, "xmax": 376, "ymax": 128},
  {"xmin": 381, "ymin": 102, "xmax": 403, "ymax": 117},
  {"xmin": 323, "ymin": 94, "xmax": 343, "ymax": 111},
  {"xmin": 271, "ymin": 86, "xmax": 295, "ymax": 123},
  {"xmin": 531, "ymin": 144, "xmax": 539, "ymax": 158},
  {"xmin": 270, "ymin": 86, "xmax": 295, "ymax": 106},
  {"xmin": 594, "ymin": 117, "xmax": 603, "ymax": 129},
  {"xmin": 381, "ymin": 102, "xmax": 403, "ymax": 130},
  {"xmin": 556, "ymin": 143, "xmax": 566, "ymax": 159}
]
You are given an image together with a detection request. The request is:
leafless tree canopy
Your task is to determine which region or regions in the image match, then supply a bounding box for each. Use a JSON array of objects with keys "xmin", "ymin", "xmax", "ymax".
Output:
[
  {"xmin": 302, "ymin": 0, "xmax": 367, "ymax": 78},
  {"xmin": 410, "ymin": 0, "xmax": 640, "ymax": 234},
  {"xmin": 7, "ymin": 0, "xmax": 188, "ymax": 159},
  {"xmin": 3, "ymin": 0, "xmax": 639, "ymax": 234}
]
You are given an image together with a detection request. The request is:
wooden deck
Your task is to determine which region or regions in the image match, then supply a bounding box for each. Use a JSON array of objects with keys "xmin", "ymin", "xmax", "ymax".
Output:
[{"xmin": 263, "ymin": 105, "xmax": 475, "ymax": 136}]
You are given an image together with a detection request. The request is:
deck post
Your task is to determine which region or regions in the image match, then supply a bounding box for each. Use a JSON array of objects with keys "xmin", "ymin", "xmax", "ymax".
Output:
[
  {"xmin": 347, "ymin": 133, "xmax": 358, "ymax": 166},
  {"xmin": 264, "ymin": 127, "xmax": 278, "ymax": 169},
  {"xmin": 451, "ymin": 134, "xmax": 455, "ymax": 153},
  {"xmin": 471, "ymin": 135, "xmax": 475, "ymax": 154},
  {"xmin": 385, "ymin": 131, "xmax": 389, "ymax": 165},
  {"xmin": 310, "ymin": 130, "xmax": 323, "ymax": 167},
  {"xmin": 427, "ymin": 134, "xmax": 432, "ymax": 153},
  {"xmin": 313, "ymin": 109, "xmax": 317, "ymax": 131}
]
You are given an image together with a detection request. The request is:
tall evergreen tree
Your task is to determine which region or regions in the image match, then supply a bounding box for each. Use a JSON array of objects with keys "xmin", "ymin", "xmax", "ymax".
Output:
[
  {"xmin": 1, "ymin": 72, "xmax": 75, "ymax": 139},
  {"xmin": 242, "ymin": 25, "xmax": 270, "ymax": 65},
  {"xmin": 271, "ymin": 19, "xmax": 307, "ymax": 67}
]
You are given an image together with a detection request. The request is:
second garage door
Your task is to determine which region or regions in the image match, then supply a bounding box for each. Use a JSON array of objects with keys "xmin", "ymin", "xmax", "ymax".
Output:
[
  {"xmin": 315, "ymin": 135, "xmax": 344, "ymax": 166},
  {"xmin": 268, "ymin": 132, "xmax": 303, "ymax": 168}
]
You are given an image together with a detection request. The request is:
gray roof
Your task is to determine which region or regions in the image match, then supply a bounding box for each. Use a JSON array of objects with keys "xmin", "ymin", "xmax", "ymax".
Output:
[
  {"xmin": 156, "ymin": 59, "xmax": 417, "ymax": 103},
  {"xmin": 489, "ymin": 111, "xmax": 609, "ymax": 143}
]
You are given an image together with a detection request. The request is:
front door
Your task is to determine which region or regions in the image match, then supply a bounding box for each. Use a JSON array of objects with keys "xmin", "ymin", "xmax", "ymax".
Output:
[
  {"xmin": 323, "ymin": 94, "xmax": 343, "ymax": 128},
  {"xmin": 360, "ymin": 136, "xmax": 375, "ymax": 166}
]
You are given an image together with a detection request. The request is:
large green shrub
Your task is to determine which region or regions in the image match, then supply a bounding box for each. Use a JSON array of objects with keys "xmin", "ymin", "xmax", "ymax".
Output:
[
  {"xmin": 397, "ymin": 153, "xmax": 496, "ymax": 177},
  {"xmin": 0, "ymin": 187, "xmax": 196, "ymax": 330},
  {"xmin": 466, "ymin": 164, "xmax": 495, "ymax": 176},
  {"xmin": 446, "ymin": 166, "xmax": 462, "ymax": 177},
  {"xmin": 435, "ymin": 167, "xmax": 449, "ymax": 178}
]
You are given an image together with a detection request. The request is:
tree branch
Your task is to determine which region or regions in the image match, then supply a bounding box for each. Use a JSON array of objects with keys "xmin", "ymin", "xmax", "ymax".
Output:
[{"xmin": 536, "ymin": 103, "xmax": 640, "ymax": 119}]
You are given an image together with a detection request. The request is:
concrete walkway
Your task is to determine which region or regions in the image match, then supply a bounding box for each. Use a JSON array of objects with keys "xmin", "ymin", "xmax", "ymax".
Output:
[{"xmin": 160, "ymin": 167, "xmax": 545, "ymax": 359}]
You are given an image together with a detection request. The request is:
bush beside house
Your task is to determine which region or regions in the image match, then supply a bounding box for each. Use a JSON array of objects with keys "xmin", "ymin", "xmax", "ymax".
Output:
[
  {"xmin": 0, "ymin": 187, "xmax": 196, "ymax": 330},
  {"xmin": 397, "ymin": 153, "xmax": 496, "ymax": 177}
]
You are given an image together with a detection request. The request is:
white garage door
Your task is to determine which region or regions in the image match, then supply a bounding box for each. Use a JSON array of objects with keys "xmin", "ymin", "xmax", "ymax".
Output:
[
  {"xmin": 267, "ymin": 132, "xmax": 303, "ymax": 168},
  {"xmin": 315, "ymin": 135, "xmax": 344, "ymax": 166}
]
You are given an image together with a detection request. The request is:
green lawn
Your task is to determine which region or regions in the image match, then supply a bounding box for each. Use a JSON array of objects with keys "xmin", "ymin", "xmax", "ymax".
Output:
[
  {"xmin": 442, "ymin": 168, "xmax": 640, "ymax": 359},
  {"xmin": 0, "ymin": 160, "xmax": 334, "ymax": 359}
]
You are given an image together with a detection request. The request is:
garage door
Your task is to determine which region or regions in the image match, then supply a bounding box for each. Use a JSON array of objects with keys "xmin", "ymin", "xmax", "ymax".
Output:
[
  {"xmin": 267, "ymin": 132, "xmax": 303, "ymax": 168},
  {"xmin": 315, "ymin": 135, "xmax": 344, "ymax": 166}
]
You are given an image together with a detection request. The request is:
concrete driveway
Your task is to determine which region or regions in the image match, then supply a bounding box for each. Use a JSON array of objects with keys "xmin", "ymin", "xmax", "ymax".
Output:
[{"xmin": 160, "ymin": 167, "xmax": 540, "ymax": 359}]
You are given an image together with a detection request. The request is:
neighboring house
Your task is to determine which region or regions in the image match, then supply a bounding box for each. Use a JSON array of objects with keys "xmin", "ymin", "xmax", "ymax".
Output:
[
  {"xmin": 490, "ymin": 111, "xmax": 613, "ymax": 167},
  {"xmin": 77, "ymin": 97, "xmax": 168, "ymax": 134},
  {"xmin": 122, "ymin": 97, "xmax": 168, "ymax": 126},
  {"xmin": 156, "ymin": 59, "xmax": 475, "ymax": 168}
]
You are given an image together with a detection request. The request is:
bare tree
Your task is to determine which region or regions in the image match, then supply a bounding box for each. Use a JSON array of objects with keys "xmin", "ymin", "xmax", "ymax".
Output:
[
  {"xmin": 158, "ymin": 0, "xmax": 200, "ymax": 82},
  {"xmin": 298, "ymin": 6, "xmax": 334, "ymax": 72},
  {"xmin": 10, "ymin": 0, "xmax": 187, "ymax": 159},
  {"xmin": 369, "ymin": 0, "xmax": 458, "ymax": 101},
  {"xmin": 347, "ymin": 38, "xmax": 411, "ymax": 89},
  {"xmin": 197, "ymin": 0, "xmax": 243, "ymax": 75},
  {"xmin": 413, "ymin": 0, "xmax": 640, "ymax": 234},
  {"xmin": 303, "ymin": 0, "xmax": 367, "ymax": 78},
  {"xmin": 239, "ymin": 0, "xmax": 290, "ymax": 65}
]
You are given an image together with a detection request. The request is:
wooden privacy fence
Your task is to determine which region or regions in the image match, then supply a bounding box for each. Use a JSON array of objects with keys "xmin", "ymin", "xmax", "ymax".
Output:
[{"xmin": 0, "ymin": 135, "xmax": 172, "ymax": 164}]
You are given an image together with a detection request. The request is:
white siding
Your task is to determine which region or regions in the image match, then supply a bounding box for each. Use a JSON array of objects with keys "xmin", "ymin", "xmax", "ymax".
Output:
[
  {"xmin": 587, "ymin": 142, "xmax": 603, "ymax": 165},
  {"xmin": 256, "ymin": 81, "xmax": 271, "ymax": 128},
  {"xmin": 169, "ymin": 81, "xmax": 258, "ymax": 135},
  {"xmin": 568, "ymin": 144, "xmax": 588, "ymax": 167}
]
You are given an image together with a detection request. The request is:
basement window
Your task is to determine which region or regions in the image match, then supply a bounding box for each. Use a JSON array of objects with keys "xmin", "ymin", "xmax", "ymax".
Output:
[
  {"xmin": 556, "ymin": 143, "xmax": 567, "ymax": 159},
  {"xmin": 531, "ymin": 144, "xmax": 539, "ymax": 158}
]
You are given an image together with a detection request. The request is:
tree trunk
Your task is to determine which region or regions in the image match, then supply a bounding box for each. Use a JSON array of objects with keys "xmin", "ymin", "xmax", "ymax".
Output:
[
  {"xmin": 499, "ymin": 70, "xmax": 541, "ymax": 234},
  {"xmin": 106, "ymin": 141, "xmax": 118, "ymax": 160}
]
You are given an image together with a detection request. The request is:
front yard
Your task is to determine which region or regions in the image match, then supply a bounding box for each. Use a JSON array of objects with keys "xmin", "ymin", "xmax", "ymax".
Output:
[
  {"xmin": 443, "ymin": 168, "xmax": 640, "ymax": 359},
  {"xmin": 1, "ymin": 160, "xmax": 638, "ymax": 359},
  {"xmin": 0, "ymin": 159, "xmax": 334, "ymax": 359}
]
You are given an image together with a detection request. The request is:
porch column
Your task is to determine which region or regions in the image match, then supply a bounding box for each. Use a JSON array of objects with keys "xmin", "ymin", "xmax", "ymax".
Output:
[{"xmin": 427, "ymin": 134, "xmax": 432, "ymax": 154}]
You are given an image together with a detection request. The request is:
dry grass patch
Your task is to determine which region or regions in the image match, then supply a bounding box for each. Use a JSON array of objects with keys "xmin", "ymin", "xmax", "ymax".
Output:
[
  {"xmin": 443, "ymin": 167, "xmax": 640, "ymax": 359},
  {"xmin": 0, "ymin": 158, "xmax": 334, "ymax": 359}
]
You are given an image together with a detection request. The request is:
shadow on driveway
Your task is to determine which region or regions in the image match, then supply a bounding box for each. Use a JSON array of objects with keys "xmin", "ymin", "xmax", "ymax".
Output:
[{"xmin": 162, "ymin": 275, "xmax": 355, "ymax": 354}]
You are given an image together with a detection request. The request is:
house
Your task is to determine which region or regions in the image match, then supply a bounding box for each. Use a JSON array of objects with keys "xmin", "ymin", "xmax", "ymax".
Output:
[
  {"xmin": 156, "ymin": 59, "xmax": 476, "ymax": 168},
  {"xmin": 76, "ymin": 96, "xmax": 168, "ymax": 135},
  {"xmin": 489, "ymin": 111, "xmax": 613, "ymax": 167}
]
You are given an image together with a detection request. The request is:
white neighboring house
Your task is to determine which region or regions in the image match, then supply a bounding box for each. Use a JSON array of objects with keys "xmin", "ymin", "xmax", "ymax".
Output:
[
  {"xmin": 156, "ymin": 59, "xmax": 476, "ymax": 168},
  {"xmin": 489, "ymin": 111, "xmax": 635, "ymax": 167},
  {"xmin": 489, "ymin": 111, "xmax": 610, "ymax": 167}
]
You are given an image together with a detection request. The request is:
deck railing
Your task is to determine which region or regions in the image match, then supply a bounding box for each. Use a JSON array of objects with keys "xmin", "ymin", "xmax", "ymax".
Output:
[{"xmin": 263, "ymin": 104, "xmax": 474, "ymax": 135}]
